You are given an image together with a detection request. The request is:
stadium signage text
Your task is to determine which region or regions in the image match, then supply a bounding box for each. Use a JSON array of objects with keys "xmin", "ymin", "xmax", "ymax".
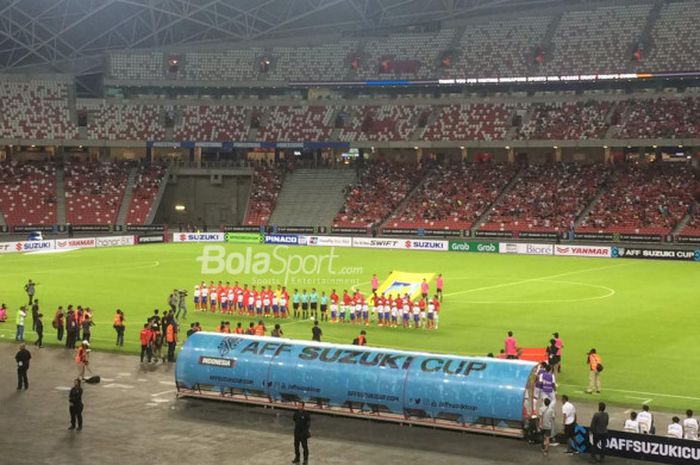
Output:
[
  {"xmin": 554, "ymin": 245, "xmax": 611, "ymax": 258},
  {"xmin": 224, "ymin": 232, "xmax": 262, "ymax": 244},
  {"xmin": 264, "ymin": 234, "xmax": 301, "ymax": 245},
  {"xmin": 499, "ymin": 243, "xmax": 553, "ymax": 256},
  {"xmin": 172, "ymin": 233, "xmax": 225, "ymax": 243},
  {"xmin": 137, "ymin": 234, "xmax": 165, "ymax": 244},
  {"xmin": 612, "ymin": 247, "xmax": 699, "ymax": 261},
  {"xmin": 56, "ymin": 238, "xmax": 96, "ymax": 250},
  {"xmin": 96, "ymin": 235, "xmax": 136, "ymax": 248},
  {"xmin": 600, "ymin": 429, "xmax": 700, "ymax": 464},
  {"xmin": 404, "ymin": 239, "xmax": 448, "ymax": 251},
  {"xmin": 449, "ymin": 241, "xmax": 498, "ymax": 253},
  {"xmin": 352, "ymin": 238, "xmax": 403, "ymax": 249},
  {"xmin": 198, "ymin": 356, "xmax": 235, "ymax": 368},
  {"xmin": 15, "ymin": 240, "xmax": 54, "ymax": 252},
  {"xmin": 305, "ymin": 236, "xmax": 353, "ymax": 248}
]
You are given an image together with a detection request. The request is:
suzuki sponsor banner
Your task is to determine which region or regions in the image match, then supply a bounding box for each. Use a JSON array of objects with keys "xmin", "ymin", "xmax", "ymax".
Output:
[
  {"xmin": 677, "ymin": 236, "xmax": 700, "ymax": 244},
  {"xmin": 172, "ymin": 232, "xmax": 225, "ymax": 243},
  {"xmin": 306, "ymin": 235, "xmax": 353, "ymax": 248},
  {"xmin": 352, "ymin": 237, "xmax": 404, "ymax": 249},
  {"xmin": 331, "ymin": 227, "xmax": 369, "ymax": 235},
  {"xmin": 602, "ymin": 429, "xmax": 700, "ymax": 465},
  {"xmin": 137, "ymin": 234, "xmax": 165, "ymax": 244},
  {"xmin": 3, "ymin": 240, "xmax": 56, "ymax": 253},
  {"xmin": 612, "ymin": 246, "xmax": 699, "ymax": 261},
  {"xmin": 449, "ymin": 240, "xmax": 499, "ymax": 253},
  {"xmin": 55, "ymin": 238, "xmax": 96, "ymax": 250},
  {"xmin": 476, "ymin": 230, "xmax": 513, "ymax": 238},
  {"xmin": 224, "ymin": 232, "xmax": 263, "ymax": 244},
  {"xmin": 554, "ymin": 245, "xmax": 611, "ymax": 258},
  {"xmin": 403, "ymin": 239, "xmax": 448, "ymax": 251},
  {"xmin": 499, "ymin": 242, "xmax": 553, "ymax": 256},
  {"xmin": 619, "ymin": 233, "xmax": 663, "ymax": 243},
  {"xmin": 96, "ymin": 235, "xmax": 136, "ymax": 248},
  {"xmin": 519, "ymin": 231, "xmax": 559, "ymax": 240},
  {"xmin": 263, "ymin": 234, "xmax": 304, "ymax": 245}
]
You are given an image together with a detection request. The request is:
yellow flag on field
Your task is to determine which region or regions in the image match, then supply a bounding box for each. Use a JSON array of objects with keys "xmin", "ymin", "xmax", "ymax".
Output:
[{"xmin": 375, "ymin": 271, "xmax": 435, "ymax": 300}]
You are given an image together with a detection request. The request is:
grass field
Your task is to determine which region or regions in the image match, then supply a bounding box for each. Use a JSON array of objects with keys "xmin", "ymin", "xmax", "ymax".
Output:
[{"xmin": 1, "ymin": 242, "xmax": 699, "ymax": 411}]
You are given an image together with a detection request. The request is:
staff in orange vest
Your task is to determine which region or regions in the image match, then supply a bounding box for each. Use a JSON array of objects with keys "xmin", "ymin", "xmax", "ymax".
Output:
[
  {"xmin": 166, "ymin": 321, "xmax": 178, "ymax": 363},
  {"xmin": 75, "ymin": 341, "xmax": 90, "ymax": 379},
  {"xmin": 254, "ymin": 320, "xmax": 266, "ymax": 336},
  {"xmin": 586, "ymin": 348, "xmax": 603, "ymax": 394}
]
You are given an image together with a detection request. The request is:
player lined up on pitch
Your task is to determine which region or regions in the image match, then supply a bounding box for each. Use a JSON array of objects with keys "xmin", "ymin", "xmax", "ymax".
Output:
[{"xmin": 190, "ymin": 274, "xmax": 444, "ymax": 329}]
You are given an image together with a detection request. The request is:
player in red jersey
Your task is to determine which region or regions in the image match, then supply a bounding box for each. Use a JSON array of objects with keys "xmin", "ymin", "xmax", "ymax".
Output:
[
  {"xmin": 215, "ymin": 281, "xmax": 224, "ymax": 313},
  {"xmin": 330, "ymin": 289, "xmax": 339, "ymax": 323},
  {"xmin": 341, "ymin": 290, "xmax": 351, "ymax": 323},
  {"xmin": 432, "ymin": 295, "xmax": 441, "ymax": 330}
]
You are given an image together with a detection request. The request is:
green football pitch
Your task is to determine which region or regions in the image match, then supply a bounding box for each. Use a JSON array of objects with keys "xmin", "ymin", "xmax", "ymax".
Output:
[{"xmin": 1, "ymin": 243, "xmax": 698, "ymax": 411}]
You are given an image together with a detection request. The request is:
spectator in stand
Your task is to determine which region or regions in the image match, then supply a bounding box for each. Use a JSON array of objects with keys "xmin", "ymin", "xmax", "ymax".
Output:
[{"xmin": 667, "ymin": 417, "xmax": 683, "ymax": 439}]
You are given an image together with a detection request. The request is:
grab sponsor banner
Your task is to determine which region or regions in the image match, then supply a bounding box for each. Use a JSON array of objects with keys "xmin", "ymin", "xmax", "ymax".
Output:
[
  {"xmin": 305, "ymin": 235, "xmax": 353, "ymax": 248},
  {"xmin": 601, "ymin": 429, "xmax": 700, "ymax": 465},
  {"xmin": 403, "ymin": 239, "xmax": 448, "ymax": 251},
  {"xmin": 612, "ymin": 246, "xmax": 699, "ymax": 261},
  {"xmin": 172, "ymin": 232, "xmax": 225, "ymax": 243},
  {"xmin": 55, "ymin": 238, "xmax": 96, "ymax": 250},
  {"xmin": 554, "ymin": 245, "xmax": 611, "ymax": 258},
  {"xmin": 352, "ymin": 237, "xmax": 404, "ymax": 249},
  {"xmin": 96, "ymin": 235, "xmax": 136, "ymax": 248},
  {"xmin": 499, "ymin": 242, "xmax": 553, "ymax": 256},
  {"xmin": 449, "ymin": 240, "xmax": 499, "ymax": 253}
]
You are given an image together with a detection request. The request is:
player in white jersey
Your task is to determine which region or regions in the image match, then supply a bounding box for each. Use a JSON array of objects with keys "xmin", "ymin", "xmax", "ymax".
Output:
[
  {"xmin": 227, "ymin": 288, "xmax": 234, "ymax": 314},
  {"xmin": 402, "ymin": 299, "xmax": 410, "ymax": 328},
  {"xmin": 412, "ymin": 301, "xmax": 421, "ymax": 329},
  {"xmin": 193, "ymin": 285, "xmax": 201, "ymax": 310},
  {"xmin": 200, "ymin": 285, "xmax": 208, "ymax": 312}
]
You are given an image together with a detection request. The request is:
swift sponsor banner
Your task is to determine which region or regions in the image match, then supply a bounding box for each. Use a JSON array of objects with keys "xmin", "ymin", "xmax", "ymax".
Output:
[
  {"xmin": 601, "ymin": 429, "xmax": 700, "ymax": 464},
  {"xmin": 449, "ymin": 241, "xmax": 499, "ymax": 253},
  {"xmin": 305, "ymin": 236, "xmax": 353, "ymax": 248},
  {"xmin": 554, "ymin": 245, "xmax": 611, "ymax": 258},
  {"xmin": 403, "ymin": 239, "xmax": 448, "ymax": 251},
  {"xmin": 96, "ymin": 235, "xmax": 136, "ymax": 248},
  {"xmin": 499, "ymin": 242, "xmax": 553, "ymax": 256},
  {"xmin": 611, "ymin": 247, "xmax": 699, "ymax": 261},
  {"xmin": 172, "ymin": 233, "xmax": 225, "ymax": 243},
  {"xmin": 352, "ymin": 237, "xmax": 403, "ymax": 249},
  {"xmin": 55, "ymin": 238, "xmax": 96, "ymax": 250}
]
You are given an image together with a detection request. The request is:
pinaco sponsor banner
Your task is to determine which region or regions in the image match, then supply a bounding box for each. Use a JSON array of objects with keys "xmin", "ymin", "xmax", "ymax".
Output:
[
  {"xmin": 554, "ymin": 245, "xmax": 611, "ymax": 258},
  {"xmin": 449, "ymin": 240, "xmax": 499, "ymax": 253},
  {"xmin": 611, "ymin": 246, "xmax": 699, "ymax": 262},
  {"xmin": 96, "ymin": 235, "xmax": 135, "ymax": 248},
  {"xmin": 305, "ymin": 236, "xmax": 353, "ymax": 248},
  {"xmin": 55, "ymin": 238, "xmax": 96, "ymax": 250},
  {"xmin": 601, "ymin": 429, "xmax": 700, "ymax": 465},
  {"xmin": 137, "ymin": 234, "xmax": 165, "ymax": 244},
  {"xmin": 224, "ymin": 232, "xmax": 263, "ymax": 244},
  {"xmin": 264, "ymin": 234, "xmax": 304, "ymax": 245},
  {"xmin": 172, "ymin": 232, "xmax": 225, "ymax": 243},
  {"xmin": 352, "ymin": 237, "xmax": 403, "ymax": 249},
  {"xmin": 499, "ymin": 242, "xmax": 553, "ymax": 256},
  {"xmin": 402, "ymin": 239, "xmax": 448, "ymax": 251}
]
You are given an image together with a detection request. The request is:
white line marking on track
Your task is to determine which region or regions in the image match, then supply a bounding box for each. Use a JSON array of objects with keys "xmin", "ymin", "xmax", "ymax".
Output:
[
  {"xmin": 102, "ymin": 383, "xmax": 135, "ymax": 389},
  {"xmin": 159, "ymin": 380, "xmax": 176, "ymax": 386},
  {"xmin": 443, "ymin": 263, "xmax": 628, "ymax": 298},
  {"xmin": 117, "ymin": 372, "xmax": 132, "ymax": 377},
  {"xmin": 626, "ymin": 396, "xmax": 653, "ymax": 403},
  {"xmin": 54, "ymin": 386, "xmax": 71, "ymax": 391},
  {"xmin": 151, "ymin": 389, "xmax": 176, "ymax": 397},
  {"xmin": 559, "ymin": 384, "xmax": 700, "ymax": 401}
]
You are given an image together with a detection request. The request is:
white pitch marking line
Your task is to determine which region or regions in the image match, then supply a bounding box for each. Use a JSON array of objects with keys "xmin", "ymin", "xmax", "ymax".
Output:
[
  {"xmin": 102, "ymin": 383, "xmax": 135, "ymax": 389},
  {"xmin": 559, "ymin": 384, "xmax": 700, "ymax": 401},
  {"xmin": 626, "ymin": 396, "xmax": 653, "ymax": 404},
  {"xmin": 54, "ymin": 386, "xmax": 71, "ymax": 391},
  {"xmin": 444, "ymin": 263, "xmax": 629, "ymax": 298},
  {"xmin": 151, "ymin": 389, "xmax": 176, "ymax": 397},
  {"xmin": 159, "ymin": 380, "xmax": 176, "ymax": 386}
]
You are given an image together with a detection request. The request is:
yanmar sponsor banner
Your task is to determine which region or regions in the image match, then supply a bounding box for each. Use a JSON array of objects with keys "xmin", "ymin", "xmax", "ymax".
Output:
[
  {"xmin": 96, "ymin": 235, "xmax": 136, "ymax": 248},
  {"xmin": 499, "ymin": 242, "xmax": 553, "ymax": 256},
  {"xmin": 602, "ymin": 429, "xmax": 700, "ymax": 465},
  {"xmin": 55, "ymin": 238, "xmax": 96, "ymax": 250},
  {"xmin": 554, "ymin": 245, "xmax": 611, "ymax": 258},
  {"xmin": 612, "ymin": 246, "xmax": 699, "ymax": 262},
  {"xmin": 402, "ymin": 239, "xmax": 448, "ymax": 251},
  {"xmin": 264, "ymin": 234, "xmax": 303, "ymax": 245},
  {"xmin": 352, "ymin": 237, "xmax": 403, "ymax": 249},
  {"xmin": 172, "ymin": 232, "xmax": 225, "ymax": 243},
  {"xmin": 305, "ymin": 236, "xmax": 353, "ymax": 248}
]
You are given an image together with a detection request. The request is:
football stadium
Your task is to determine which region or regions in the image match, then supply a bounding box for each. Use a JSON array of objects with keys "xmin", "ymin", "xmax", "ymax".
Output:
[{"xmin": 1, "ymin": 1, "xmax": 700, "ymax": 464}]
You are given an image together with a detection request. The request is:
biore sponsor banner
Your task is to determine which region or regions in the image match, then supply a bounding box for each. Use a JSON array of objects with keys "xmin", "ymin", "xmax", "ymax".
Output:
[
  {"xmin": 449, "ymin": 241, "xmax": 499, "ymax": 253},
  {"xmin": 499, "ymin": 243, "xmax": 553, "ymax": 256},
  {"xmin": 611, "ymin": 246, "xmax": 699, "ymax": 262},
  {"xmin": 225, "ymin": 232, "xmax": 262, "ymax": 244},
  {"xmin": 602, "ymin": 429, "xmax": 700, "ymax": 465},
  {"xmin": 554, "ymin": 245, "xmax": 611, "ymax": 258},
  {"xmin": 676, "ymin": 236, "xmax": 700, "ymax": 244},
  {"xmin": 306, "ymin": 236, "xmax": 353, "ymax": 248},
  {"xmin": 55, "ymin": 238, "xmax": 96, "ymax": 250},
  {"xmin": 7, "ymin": 240, "xmax": 56, "ymax": 253},
  {"xmin": 403, "ymin": 239, "xmax": 448, "ymax": 251},
  {"xmin": 476, "ymin": 230, "xmax": 513, "ymax": 238},
  {"xmin": 172, "ymin": 233, "xmax": 225, "ymax": 243},
  {"xmin": 352, "ymin": 237, "xmax": 403, "ymax": 249},
  {"xmin": 264, "ymin": 234, "xmax": 301, "ymax": 245},
  {"xmin": 138, "ymin": 234, "xmax": 165, "ymax": 244},
  {"xmin": 96, "ymin": 235, "xmax": 136, "ymax": 248}
]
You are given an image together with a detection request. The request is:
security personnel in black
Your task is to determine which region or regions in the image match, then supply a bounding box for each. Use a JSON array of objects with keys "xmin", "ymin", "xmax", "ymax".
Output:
[
  {"xmin": 69, "ymin": 378, "xmax": 84, "ymax": 431},
  {"xmin": 15, "ymin": 343, "xmax": 31, "ymax": 390},
  {"xmin": 292, "ymin": 403, "xmax": 311, "ymax": 464}
]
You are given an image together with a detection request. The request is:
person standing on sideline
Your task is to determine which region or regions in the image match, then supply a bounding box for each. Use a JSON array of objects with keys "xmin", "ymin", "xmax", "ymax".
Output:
[
  {"xmin": 371, "ymin": 274, "xmax": 379, "ymax": 294},
  {"xmin": 311, "ymin": 320, "xmax": 322, "ymax": 342},
  {"xmin": 436, "ymin": 274, "xmax": 444, "ymax": 302},
  {"xmin": 683, "ymin": 410, "xmax": 699, "ymax": 440},
  {"xmin": 166, "ymin": 320, "xmax": 178, "ymax": 362},
  {"xmin": 139, "ymin": 323, "xmax": 153, "ymax": 363},
  {"xmin": 31, "ymin": 299, "xmax": 40, "ymax": 331},
  {"xmin": 292, "ymin": 403, "xmax": 311, "ymax": 464},
  {"xmin": 176, "ymin": 291, "xmax": 187, "ymax": 321},
  {"xmin": 65, "ymin": 308, "xmax": 78, "ymax": 348},
  {"xmin": 54, "ymin": 307, "xmax": 65, "ymax": 342},
  {"xmin": 168, "ymin": 290, "xmax": 178, "ymax": 314},
  {"xmin": 539, "ymin": 397, "xmax": 555, "ymax": 455},
  {"xmin": 76, "ymin": 341, "xmax": 90, "ymax": 379},
  {"xmin": 504, "ymin": 331, "xmax": 518, "ymax": 359},
  {"xmin": 68, "ymin": 379, "xmax": 83, "ymax": 431},
  {"xmin": 34, "ymin": 313, "xmax": 44, "ymax": 348},
  {"xmin": 667, "ymin": 417, "xmax": 683, "ymax": 439},
  {"xmin": 586, "ymin": 348, "xmax": 603, "ymax": 394},
  {"xmin": 24, "ymin": 279, "xmax": 37, "ymax": 305},
  {"xmin": 81, "ymin": 315, "xmax": 94, "ymax": 343},
  {"xmin": 15, "ymin": 343, "xmax": 31, "ymax": 390},
  {"xmin": 15, "ymin": 306, "xmax": 27, "ymax": 341},
  {"xmin": 547, "ymin": 339, "xmax": 560, "ymax": 373},
  {"xmin": 113, "ymin": 309, "xmax": 125, "ymax": 347},
  {"xmin": 271, "ymin": 323, "xmax": 283, "ymax": 337},
  {"xmin": 637, "ymin": 404, "xmax": 654, "ymax": 434},
  {"xmin": 553, "ymin": 332, "xmax": 564, "ymax": 372},
  {"xmin": 562, "ymin": 395, "xmax": 577, "ymax": 454},
  {"xmin": 589, "ymin": 402, "xmax": 609, "ymax": 463}
]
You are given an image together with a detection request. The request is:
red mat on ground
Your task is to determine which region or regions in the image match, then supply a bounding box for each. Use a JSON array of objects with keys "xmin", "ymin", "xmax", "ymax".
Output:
[{"xmin": 518, "ymin": 347, "xmax": 547, "ymax": 363}]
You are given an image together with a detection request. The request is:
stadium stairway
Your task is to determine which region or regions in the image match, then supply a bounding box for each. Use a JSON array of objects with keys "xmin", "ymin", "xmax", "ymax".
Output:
[
  {"xmin": 379, "ymin": 168, "xmax": 436, "ymax": 231},
  {"xmin": 574, "ymin": 182, "xmax": 607, "ymax": 228},
  {"xmin": 115, "ymin": 167, "xmax": 137, "ymax": 225},
  {"xmin": 269, "ymin": 168, "xmax": 356, "ymax": 227},
  {"xmin": 672, "ymin": 210, "xmax": 694, "ymax": 235},
  {"xmin": 55, "ymin": 165, "xmax": 67, "ymax": 225},
  {"xmin": 0, "ymin": 212, "xmax": 5, "ymax": 227},
  {"xmin": 145, "ymin": 165, "xmax": 171, "ymax": 224},
  {"xmin": 470, "ymin": 166, "xmax": 524, "ymax": 234}
]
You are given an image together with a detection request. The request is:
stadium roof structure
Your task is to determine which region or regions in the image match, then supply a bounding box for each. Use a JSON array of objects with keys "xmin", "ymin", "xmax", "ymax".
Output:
[{"xmin": 1, "ymin": 0, "xmax": 576, "ymax": 76}]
